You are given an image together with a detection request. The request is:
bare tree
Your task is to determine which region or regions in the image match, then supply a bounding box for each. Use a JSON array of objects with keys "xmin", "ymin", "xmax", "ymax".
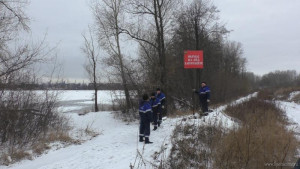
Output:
[
  {"xmin": 0, "ymin": 0, "xmax": 48, "ymax": 81},
  {"xmin": 91, "ymin": 0, "xmax": 132, "ymax": 112},
  {"xmin": 82, "ymin": 27, "xmax": 100, "ymax": 112},
  {"xmin": 0, "ymin": 1, "xmax": 69, "ymax": 163},
  {"xmin": 124, "ymin": 0, "xmax": 179, "ymax": 89},
  {"xmin": 0, "ymin": 0, "xmax": 29, "ymax": 40}
]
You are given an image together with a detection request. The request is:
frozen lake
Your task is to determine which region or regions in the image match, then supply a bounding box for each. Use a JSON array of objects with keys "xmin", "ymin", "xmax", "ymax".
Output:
[{"xmin": 54, "ymin": 90, "xmax": 126, "ymax": 113}]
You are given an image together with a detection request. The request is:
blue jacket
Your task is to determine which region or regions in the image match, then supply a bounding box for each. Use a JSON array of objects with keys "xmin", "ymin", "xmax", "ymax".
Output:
[
  {"xmin": 196, "ymin": 86, "xmax": 210, "ymax": 100},
  {"xmin": 156, "ymin": 93, "xmax": 166, "ymax": 107},
  {"xmin": 139, "ymin": 100, "xmax": 153, "ymax": 122},
  {"xmin": 150, "ymin": 97, "xmax": 161, "ymax": 113}
]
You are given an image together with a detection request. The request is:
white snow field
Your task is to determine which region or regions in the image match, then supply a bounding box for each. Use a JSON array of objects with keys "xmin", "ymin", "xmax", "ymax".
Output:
[
  {"xmin": 1, "ymin": 92, "xmax": 300, "ymax": 169},
  {"xmin": 57, "ymin": 90, "xmax": 124, "ymax": 104},
  {"xmin": 55, "ymin": 90, "xmax": 125, "ymax": 113}
]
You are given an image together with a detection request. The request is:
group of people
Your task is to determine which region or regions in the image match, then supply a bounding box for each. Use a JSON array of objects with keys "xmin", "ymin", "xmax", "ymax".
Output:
[
  {"xmin": 138, "ymin": 82, "xmax": 210, "ymax": 144},
  {"xmin": 138, "ymin": 88, "xmax": 165, "ymax": 144}
]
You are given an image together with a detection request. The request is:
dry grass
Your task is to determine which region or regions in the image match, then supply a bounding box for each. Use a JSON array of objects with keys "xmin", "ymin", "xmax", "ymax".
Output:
[
  {"xmin": 214, "ymin": 113, "xmax": 298, "ymax": 169},
  {"xmin": 224, "ymin": 97, "xmax": 287, "ymax": 125},
  {"xmin": 84, "ymin": 124, "xmax": 100, "ymax": 138},
  {"xmin": 31, "ymin": 131, "xmax": 72, "ymax": 156},
  {"xmin": 0, "ymin": 129, "xmax": 73, "ymax": 165},
  {"xmin": 257, "ymin": 89, "xmax": 275, "ymax": 100},
  {"xmin": 274, "ymin": 87, "xmax": 300, "ymax": 100},
  {"xmin": 10, "ymin": 150, "xmax": 32, "ymax": 161},
  {"xmin": 1, "ymin": 154, "xmax": 11, "ymax": 166},
  {"xmin": 258, "ymin": 87, "xmax": 300, "ymax": 101},
  {"xmin": 46, "ymin": 131, "xmax": 73, "ymax": 143},
  {"xmin": 215, "ymin": 94, "xmax": 298, "ymax": 169},
  {"xmin": 168, "ymin": 93, "xmax": 299, "ymax": 169},
  {"xmin": 32, "ymin": 143, "xmax": 51, "ymax": 155},
  {"xmin": 1, "ymin": 149, "xmax": 32, "ymax": 166},
  {"xmin": 168, "ymin": 121, "xmax": 224, "ymax": 169}
]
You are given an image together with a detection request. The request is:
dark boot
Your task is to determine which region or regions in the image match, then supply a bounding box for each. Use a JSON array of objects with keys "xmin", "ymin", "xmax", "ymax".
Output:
[
  {"xmin": 139, "ymin": 136, "xmax": 144, "ymax": 142},
  {"xmin": 153, "ymin": 126, "xmax": 157, "ymax": 131},
  {"xmin": 145, "ymin": 137, "xmax": 153, "ymax": 144}
]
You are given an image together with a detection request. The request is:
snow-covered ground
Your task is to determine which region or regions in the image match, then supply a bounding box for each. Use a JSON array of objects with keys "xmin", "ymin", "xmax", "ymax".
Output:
[
  {"xmin": 0, "ymin": 111, "xmax": 177, "ymax": 169},
  {"xmin": 2, "ymin": 91, "xmax": 300, "ymax": 169}
]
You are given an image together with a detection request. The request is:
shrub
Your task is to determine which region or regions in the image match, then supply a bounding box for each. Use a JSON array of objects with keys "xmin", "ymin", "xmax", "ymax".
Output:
[
  {"xmin": 168, "ymin": 121, "xmax": 224, "ymax": 169},
  {"xmin": 0, "ymin": 90, "xmax": 70, "ymax": 164},
  {"xmin": 213, "ymin": 113, "xmax": 298, "ymax": 169},
  {"xmin": 257, "ymin": 87, "xmax": 300, "ymax": 101}
]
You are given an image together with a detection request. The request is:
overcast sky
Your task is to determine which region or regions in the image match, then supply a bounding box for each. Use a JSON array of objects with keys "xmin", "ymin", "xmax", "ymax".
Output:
[{"xmin": 26, "ymin": 0, "xmax": 300, "ymax": 82}]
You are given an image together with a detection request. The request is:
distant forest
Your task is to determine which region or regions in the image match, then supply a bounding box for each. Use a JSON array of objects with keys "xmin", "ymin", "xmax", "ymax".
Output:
[
  {"xmin": 1, "ymin": 69, "xmax": 299, "ymax": 91},
  {"xmin": 0, "ymin": 82, "xmax": 131, "ymax": 90}
]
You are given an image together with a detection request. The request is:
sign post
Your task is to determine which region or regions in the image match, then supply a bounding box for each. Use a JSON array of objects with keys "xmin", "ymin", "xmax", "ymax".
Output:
[{"xmin": 184, "ymin": 50, "xmax": 204, "ymax": 115}]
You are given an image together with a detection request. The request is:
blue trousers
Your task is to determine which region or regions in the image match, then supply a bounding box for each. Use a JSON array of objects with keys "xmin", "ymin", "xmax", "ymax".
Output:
[{"xmin": 139, "ymin": 118, "xmax": 150, "ymax": 137}]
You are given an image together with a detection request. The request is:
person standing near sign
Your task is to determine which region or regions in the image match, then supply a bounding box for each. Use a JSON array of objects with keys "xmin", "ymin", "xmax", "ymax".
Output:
[
  {"xmin": 156, "ymin": 88, "xmax": 166, "ymax": 126},
  {"xmin": 193, "ymin": 82, "xmax": 210, "ymax": 114}
]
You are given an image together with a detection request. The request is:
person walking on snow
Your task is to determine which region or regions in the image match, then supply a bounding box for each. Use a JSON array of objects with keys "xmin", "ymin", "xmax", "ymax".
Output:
[
  {"xmin": 194, "ymin": 82, "xmax": 210, "ymax": 114},
  {"xmin": 156, "ymin": 88, "xmax": 166, "ymax": 127},
  {"xmin": 139, "ymin": 94, "xmax": 153, "ymax": 144},
  {"xmin": 150, "ymin": 92, "xmax": 161, "ymax": 131}
]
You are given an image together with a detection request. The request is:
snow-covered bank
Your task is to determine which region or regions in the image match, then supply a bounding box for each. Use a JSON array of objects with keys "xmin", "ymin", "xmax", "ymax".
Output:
[
  {"xmin": 0, "ymin": 93, "xmax": 261, "ymax": 169},
  {"xmin": 289, "ymin": 91, "xmax": 300, "ymax": 101},
  {"xmin": 278, "ymin": 101, "xmax": 300, "ymax": 134}
]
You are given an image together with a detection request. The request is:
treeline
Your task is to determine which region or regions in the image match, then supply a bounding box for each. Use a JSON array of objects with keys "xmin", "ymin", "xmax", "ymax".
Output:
[
  {"xmin": 0, "ymin": 82, "xmax": 134, "ymax": 90},
  {"xmin": 259, "ymin": 70, "xmax": 300, "ymax": 88},
  {"xmin": 2, "ymin": 69, "xmax": 299, "ymax": 92}
]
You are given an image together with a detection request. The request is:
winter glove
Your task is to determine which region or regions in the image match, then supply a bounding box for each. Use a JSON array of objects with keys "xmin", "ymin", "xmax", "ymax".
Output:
[{"xmin": 207, "ymin": 99, "xmax": 210, "ymax": 103}]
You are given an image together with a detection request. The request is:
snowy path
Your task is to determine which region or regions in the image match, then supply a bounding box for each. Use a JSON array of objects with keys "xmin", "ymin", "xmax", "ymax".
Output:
[
  {"xmin": 1, "ymin": 112, "xmax": 179, "ymax": 169},
  {"xmin": 0, "ymin": 93, "xmax": 258, "ymax": 169}
]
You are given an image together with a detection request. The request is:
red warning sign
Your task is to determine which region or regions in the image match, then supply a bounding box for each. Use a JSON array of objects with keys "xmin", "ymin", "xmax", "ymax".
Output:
[{"xmin": 184, "ymin": 50, "xmax": 203, "ymax": 69}]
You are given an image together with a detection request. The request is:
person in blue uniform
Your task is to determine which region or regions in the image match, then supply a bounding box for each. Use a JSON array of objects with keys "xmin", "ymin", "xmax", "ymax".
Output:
[
  {"xmin": 139, "ymin": 94, "xmax": 153, "ymax": 144},
  {"xmin": 156, "ymin": 88, "xmax": 166, "ymax": 126},
  {"xmin": 149, "ymin": 92, "xmax": 161, "ymax": 131},
  {"xmin": 194, "ymin": 82, "xmax": 210, "ymax": 114}
]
